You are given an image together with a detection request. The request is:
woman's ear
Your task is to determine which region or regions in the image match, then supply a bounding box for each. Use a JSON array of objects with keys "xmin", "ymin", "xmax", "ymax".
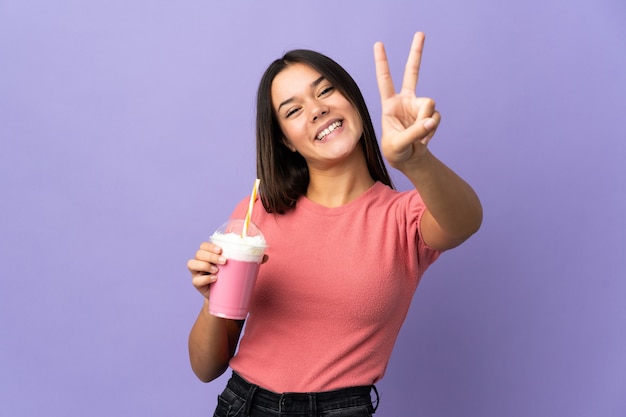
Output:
[{"xmin": 282, "ymin": 137, "xmax": 297, "ymax": 152}]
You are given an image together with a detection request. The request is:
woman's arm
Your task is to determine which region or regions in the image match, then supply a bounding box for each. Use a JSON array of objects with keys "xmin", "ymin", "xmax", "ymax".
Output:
[
  {"xmin": 396, "ymin": 150, "xmax": 482, "ymax": 250},
  {"xmin": 187, "ymin": 242, "xmax": 244, "ymax": 382},
  {"xmin": 188, "ymin": 299, "xmax": 244, "ymax": 382},
  {"xmin": 374, "ymin": 32, "xmax": 482, "ymax": 250}
]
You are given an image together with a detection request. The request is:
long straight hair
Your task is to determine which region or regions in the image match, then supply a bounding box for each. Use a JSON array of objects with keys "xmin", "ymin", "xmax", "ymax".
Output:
[{"xmin": 256, "ymin": 49, "xmax": 393, "ymax": 214}]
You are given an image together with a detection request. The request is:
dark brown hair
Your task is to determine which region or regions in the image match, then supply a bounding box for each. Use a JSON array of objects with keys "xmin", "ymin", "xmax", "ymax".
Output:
[{"xmin": 256, "ymin": 49, "xmax": 393, "ymax": 214}]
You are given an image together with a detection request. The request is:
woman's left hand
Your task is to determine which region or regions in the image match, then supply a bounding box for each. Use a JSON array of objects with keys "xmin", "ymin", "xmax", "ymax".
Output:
[{"xmin": 374, "ymin": 32, "xmax": 441, "ymax": 169}]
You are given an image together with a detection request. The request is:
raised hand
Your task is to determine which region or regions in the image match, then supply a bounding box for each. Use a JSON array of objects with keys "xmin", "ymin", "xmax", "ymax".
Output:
[{"xmin": 374, "ymin": 32, "xmax": 441, "ymax": 168}]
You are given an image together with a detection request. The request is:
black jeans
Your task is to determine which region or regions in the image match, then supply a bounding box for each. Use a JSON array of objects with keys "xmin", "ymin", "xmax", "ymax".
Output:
[{"xmin": 214, "ymin": 372, "xmax": 379, "ymax": 417}]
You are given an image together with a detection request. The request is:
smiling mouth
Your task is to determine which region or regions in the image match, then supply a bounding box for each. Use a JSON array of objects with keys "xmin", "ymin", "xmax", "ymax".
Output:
[{"xmin": 316, "ymin": 121, "xmax": 342, "ymax": 141}]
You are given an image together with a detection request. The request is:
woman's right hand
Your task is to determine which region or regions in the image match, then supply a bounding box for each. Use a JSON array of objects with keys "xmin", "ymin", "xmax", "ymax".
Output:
[{"xmin": 187, "ymin": 242, "xmax": 227, "ymax": 299}]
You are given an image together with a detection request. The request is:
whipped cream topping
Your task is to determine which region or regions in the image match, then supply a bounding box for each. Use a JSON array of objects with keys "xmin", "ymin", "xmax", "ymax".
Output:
[{"xmin": 210, "ymin": 232, "xmax": 267, "ymax": 262}]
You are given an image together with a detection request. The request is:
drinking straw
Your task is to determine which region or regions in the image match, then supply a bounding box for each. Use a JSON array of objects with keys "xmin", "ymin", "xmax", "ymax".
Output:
[{"xmin": 242, "ymin": 178, "xmax": 261, "ymax": 238}]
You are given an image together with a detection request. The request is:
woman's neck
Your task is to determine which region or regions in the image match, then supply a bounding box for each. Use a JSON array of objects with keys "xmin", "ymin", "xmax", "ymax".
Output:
[{"xmin": 306, "ymin": 157, "xmax": 375, "ymax": 208}]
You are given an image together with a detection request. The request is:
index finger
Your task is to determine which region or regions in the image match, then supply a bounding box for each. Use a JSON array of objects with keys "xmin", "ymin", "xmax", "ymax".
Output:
[
  {"xmin": 374, "ymin": 41, "xmax": 396, "ymax": 100},
  {"xmin": 401, "ymin": 32, "xmax": 426, "ymax": 94},
  {"xmin": 200, "ymin": 241, "xmax": 221, "ymax": 251}
]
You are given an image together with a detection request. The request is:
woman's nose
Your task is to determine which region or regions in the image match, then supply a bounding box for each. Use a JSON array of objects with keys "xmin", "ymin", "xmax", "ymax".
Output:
[{"xmin": 311, "ymin": 106, "xmax": 329, "ymax": 122}]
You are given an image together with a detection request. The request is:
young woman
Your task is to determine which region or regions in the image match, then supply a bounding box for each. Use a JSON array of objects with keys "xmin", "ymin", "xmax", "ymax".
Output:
[{"xmin": 187, "ymin": 32, "xmax": 483, "ymax": 417}]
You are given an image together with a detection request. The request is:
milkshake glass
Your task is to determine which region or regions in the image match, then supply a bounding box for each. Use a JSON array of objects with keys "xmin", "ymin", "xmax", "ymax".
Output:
[{"xmin": 208, "ymin": 219, "xmax": 267, "ymax": 320}]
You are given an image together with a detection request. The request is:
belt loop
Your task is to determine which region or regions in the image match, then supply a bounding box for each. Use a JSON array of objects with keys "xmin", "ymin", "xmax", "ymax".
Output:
[
  {"xmin": 310, "ymin": 392, "xmax": 317, "ymax": 415},
  {"xmin": 243, "ymin": 382, "xmax": 258, "ymax": 416},
  {"xmin": 278, "ymin": 393, "xmax": 286, "ymax": 417},
  {"xmin": 371, "ymin": 385, "xmax": 380, "ymax": 412}
]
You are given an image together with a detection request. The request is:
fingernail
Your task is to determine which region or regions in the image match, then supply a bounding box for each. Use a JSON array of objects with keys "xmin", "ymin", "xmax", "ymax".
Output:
[
  {"xmin": 423, "ymin": 118, "xmax": 436, "ymax": 130},
  {"xmin": 218, "ymin": 256, "xmax": 227, "ymax": 264}
]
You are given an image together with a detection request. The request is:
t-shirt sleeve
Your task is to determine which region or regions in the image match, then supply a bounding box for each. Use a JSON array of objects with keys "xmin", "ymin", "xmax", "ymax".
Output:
[{"xmin": 403, "ymin": 189, "xmax": 443, "ymax": 269}]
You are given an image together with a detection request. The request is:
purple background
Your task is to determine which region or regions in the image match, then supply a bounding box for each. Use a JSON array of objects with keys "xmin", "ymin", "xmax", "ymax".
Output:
[{"xmin": 1, "ymin": 1, "xmax": 625, "ymax": 416}]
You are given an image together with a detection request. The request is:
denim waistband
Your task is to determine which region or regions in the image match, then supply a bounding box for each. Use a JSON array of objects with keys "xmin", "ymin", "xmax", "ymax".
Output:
[{"xmin": 226, "ymin": 371, "xmax": 379, "ymax": 415}]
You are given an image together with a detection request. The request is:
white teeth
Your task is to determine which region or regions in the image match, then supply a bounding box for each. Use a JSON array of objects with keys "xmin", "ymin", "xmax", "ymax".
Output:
[{"xmin": 316, "ymin": 121, "xmax": 342, "ymax": 140}]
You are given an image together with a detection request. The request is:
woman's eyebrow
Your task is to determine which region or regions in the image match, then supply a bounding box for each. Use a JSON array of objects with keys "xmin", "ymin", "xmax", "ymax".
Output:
[{"xmin": 277, "ymin": 76, "xmax": 326, "ymax": 112}]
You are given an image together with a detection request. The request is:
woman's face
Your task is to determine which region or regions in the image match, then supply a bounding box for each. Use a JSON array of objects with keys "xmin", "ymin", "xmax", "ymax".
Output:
[{"xmin": 271, "ymin": 63, "xmax": 363, "ymax": 168}]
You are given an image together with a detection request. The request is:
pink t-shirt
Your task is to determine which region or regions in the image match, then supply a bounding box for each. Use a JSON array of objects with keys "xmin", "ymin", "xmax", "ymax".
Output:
[{"xmin": 227, "ymin": 181, "xmax": 441, "ymax": 392}]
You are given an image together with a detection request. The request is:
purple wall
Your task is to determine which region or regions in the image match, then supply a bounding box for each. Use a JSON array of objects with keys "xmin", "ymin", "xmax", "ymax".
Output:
[{"xmin": 1, "ymin": 1, "xmax": 625, "ymax": 416}]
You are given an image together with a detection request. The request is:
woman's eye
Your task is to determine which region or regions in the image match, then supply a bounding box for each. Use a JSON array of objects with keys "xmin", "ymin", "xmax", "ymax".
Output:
[
  {"xmin": 319, "ymin": 86, "xmax": 334, "ymax": 97},
  {"xmin": 285, "ymin": 108, "xmax": 299, "ymax": 118}
]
